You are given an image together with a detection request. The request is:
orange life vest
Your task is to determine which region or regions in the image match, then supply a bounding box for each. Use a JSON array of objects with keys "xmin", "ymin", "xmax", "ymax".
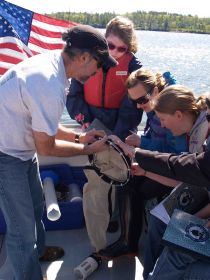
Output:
[{"xmin": 84, "ymin": 53, "xmax": 133, "ymax": 109}]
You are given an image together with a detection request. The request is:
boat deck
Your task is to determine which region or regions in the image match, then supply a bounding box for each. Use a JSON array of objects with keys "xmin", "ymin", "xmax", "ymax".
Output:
[
  {"xmin": 0, "ymin": 154, "xmax": 145, "ymax": 279},
  {"xmin": 0, "ymin": 227, "xmax": 144, "ymax": 279}
]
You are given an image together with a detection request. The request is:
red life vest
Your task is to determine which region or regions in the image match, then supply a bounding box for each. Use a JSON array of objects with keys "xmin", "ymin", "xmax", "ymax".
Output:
[{"xmin": 84, "ymin": 53, "xmax": 133, "ymax": 109}]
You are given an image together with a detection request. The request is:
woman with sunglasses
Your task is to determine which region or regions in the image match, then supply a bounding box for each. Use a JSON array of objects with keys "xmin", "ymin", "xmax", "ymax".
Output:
[
  {"xmin": 114, "ymin": 86, "xmax": 209, "ymax": 278},
  {"xmin": 67, "ymin": 16, "xmax": 142, "ymax": 140},
  {"xmin": 137, "ymin": 85, "xmax": 209, "ymax": 279},
  {"xmin": 66, "ymin": 17, "xmax": 143, "ymax": 255},
  {"xmin": 125, "ymin": 69, "xmax": 181, "ymax": 151},
  {"xmin": 98, "ymin": 69, "xmax": 189, "ymax": 259},
  {"xmin": 122, "ymin": 92, "xmax": 210, "ymax": 280}
]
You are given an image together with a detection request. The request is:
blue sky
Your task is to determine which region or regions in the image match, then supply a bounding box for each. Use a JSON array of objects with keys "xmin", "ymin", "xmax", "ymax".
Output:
[{"xmin": 7, "ymin": 0, "xmax": 210, "ymax": 17}]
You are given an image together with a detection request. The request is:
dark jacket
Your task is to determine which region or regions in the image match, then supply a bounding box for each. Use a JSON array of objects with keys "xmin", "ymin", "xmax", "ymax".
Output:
[
  {"xmin": 135, "ymin": 149, "xmax": 210, "ymax": 188},
  {"xmin": 66, "ymin": 55, "xmax": 143, "ymax": 141}
]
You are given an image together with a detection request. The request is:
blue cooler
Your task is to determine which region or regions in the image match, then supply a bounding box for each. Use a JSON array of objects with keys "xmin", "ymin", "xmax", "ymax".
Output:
[
  {"xmin": 0, "ymin": 164, "xmax": 87, "ymax": 233},
  {"xmin": 40, "ymin": 164, "xmax": 87, "ymax": 231}
]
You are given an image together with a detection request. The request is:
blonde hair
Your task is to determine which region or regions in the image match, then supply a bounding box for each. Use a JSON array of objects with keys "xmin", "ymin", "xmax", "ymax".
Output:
[
  {"xmin": 153, "ymin": 85, "xmax": 207, "ymax": 117},
  {"xmin": 126, "ymin": 69, "xmax": 167, "ymax": 93},
  {"xmin": 105, "ymin": 16, "xmax": 138, "ymax": 53}
]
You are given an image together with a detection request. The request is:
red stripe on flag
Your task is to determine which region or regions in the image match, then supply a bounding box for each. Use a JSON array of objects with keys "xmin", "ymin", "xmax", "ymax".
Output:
[
  {"xmin": 0, "ymin": 42, "xmax": 29, "ymax": 54},
  {"xmin": 0, "ymin": 53, "xmax": 22, "ymax": 64},
  {"xmin": 33, "ymin": 13, "xmax": 77, "ymax": 28},
  {"xmin": 30, "ymin": 50, "xmax": 39, "ymax": 56},
  {"xmin": 29, "ymin": 36, "xmax": 64, "ymax": 50},
  {"xmin": 0, "ymin": 68, "xmax": 7, "ymax": 75},
  {"xmin": 31, "ymin": 25, "xmax": 62, "ymax": 38}
]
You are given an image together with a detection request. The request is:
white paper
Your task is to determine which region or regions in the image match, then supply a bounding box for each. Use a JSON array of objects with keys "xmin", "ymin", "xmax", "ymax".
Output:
[
  {"xmin": 43, "ymin": 177, "xmax": 61, "ymax": 221},
  {"xmin": 150, "ymin": 183, "xmax": 182, "ymax": 225},
  {"xmin": 150, "ymin": 200, "xmax": 171, "ymax": 225}
]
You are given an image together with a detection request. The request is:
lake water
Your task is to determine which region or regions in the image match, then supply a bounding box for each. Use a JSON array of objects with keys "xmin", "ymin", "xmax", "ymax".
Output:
[{"xmin": 61, "ymin": 30, "xmax": 210, "ymax": 125}]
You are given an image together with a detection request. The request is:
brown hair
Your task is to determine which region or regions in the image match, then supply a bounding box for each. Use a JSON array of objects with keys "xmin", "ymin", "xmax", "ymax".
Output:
[
  {"xmin": 126, "ymin": 69, "xmax": 167, "ymax": 93},
  {"xmin": 105, "ymin": 16, "xmax": 138, "ymax": 53},
  {"xmin": 153, "ymin": 85, "xmax": 207, "ymax": 118}
]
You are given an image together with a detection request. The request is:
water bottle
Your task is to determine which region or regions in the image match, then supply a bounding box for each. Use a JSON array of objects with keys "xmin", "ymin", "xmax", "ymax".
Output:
[{"xmin": 74, "ymin": 254, "xmax": 102, "ymax": 279}]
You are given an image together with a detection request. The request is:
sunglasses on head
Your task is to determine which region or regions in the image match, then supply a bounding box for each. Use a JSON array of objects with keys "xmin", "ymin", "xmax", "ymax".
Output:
[
  {"xmin": 108, "ymin": 42, "xmax": 128, "ymax": 53},
  {"xmin": 206, "ymin": 113, "xmax": 210, "ymax": 122},
  {"xmin": 130, "ymin": 92, "xmax": 151, "ymax": 105}
]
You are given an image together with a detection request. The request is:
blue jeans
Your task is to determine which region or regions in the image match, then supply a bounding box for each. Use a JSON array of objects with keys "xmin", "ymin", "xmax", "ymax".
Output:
[
  {"xmin": 147, "ymin": 247, "xmax": 210, "ymax": 280},
  {"xmin": 143, "ymin": 215, "xmax": 166, "ymax": 279},
  {"xmin": 0, "ymin": 152, "xmax": 45, "ymax": 280}
]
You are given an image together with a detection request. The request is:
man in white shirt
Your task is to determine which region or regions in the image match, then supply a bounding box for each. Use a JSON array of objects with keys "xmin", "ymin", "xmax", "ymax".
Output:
[{"xmin": 0, "ymin": 25, "xmax": 117, "ymax": 280}]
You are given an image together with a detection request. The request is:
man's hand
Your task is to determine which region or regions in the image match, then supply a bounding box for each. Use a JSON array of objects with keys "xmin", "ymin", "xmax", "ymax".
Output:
[
  {"xmin": 83, "ymin": 135, "xmax": 108, "ymax": 154},
  {"xmin": 80, "ymin": 129, "xmax": 106, "ymax": 144},
  {"xmin": 125, "ymin": 133, "xmax": 141, "ymax": 147}
]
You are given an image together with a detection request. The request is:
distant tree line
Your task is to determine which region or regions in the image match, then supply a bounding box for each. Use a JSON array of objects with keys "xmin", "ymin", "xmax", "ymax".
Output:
[{"xmin": 46, "ymin": 11, "xmax": 210, "ymax": 34}]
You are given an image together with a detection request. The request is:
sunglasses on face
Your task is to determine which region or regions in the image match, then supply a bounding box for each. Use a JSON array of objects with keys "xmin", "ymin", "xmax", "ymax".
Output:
[
  {"xmin": 108, "ymin": 42, "xmax": 128, "ymax": 53},
  {"xmin": 206, "ymin": 113, "xmax": 210, "ymax": 122},
  {"xmin": 130, "ymin": 92, "xmax": 151, "ymax": 105}
]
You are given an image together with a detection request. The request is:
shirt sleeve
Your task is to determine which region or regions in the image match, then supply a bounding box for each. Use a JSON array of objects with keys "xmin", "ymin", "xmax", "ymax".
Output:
[{"xmin": 135, "ymin": 149, "xmax": 210, "ymax": 188}]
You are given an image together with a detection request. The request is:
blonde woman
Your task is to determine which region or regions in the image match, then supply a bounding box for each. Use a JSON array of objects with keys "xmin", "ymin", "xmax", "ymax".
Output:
[
  {"xmin": 114, "ymin": 86, "xmax": 209, "ymax": 278},
  {"xmin": 133, "ymin": 91, "xmax": 210, "ymax": 280}
]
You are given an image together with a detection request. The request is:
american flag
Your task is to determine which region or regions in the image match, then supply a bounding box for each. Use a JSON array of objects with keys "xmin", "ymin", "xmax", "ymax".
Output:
[{"xmin": 0, "ymin": 0, "xmax": 77, "ymax": 76}]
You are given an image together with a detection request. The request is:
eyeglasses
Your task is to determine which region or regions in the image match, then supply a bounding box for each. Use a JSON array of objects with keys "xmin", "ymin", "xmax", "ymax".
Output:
[
  {"xmin": 206, "ymin": 113, "xmax": 210, "ymax": 122},
  {"xmin": 108, "ymin": 42, "xmax": 128, "ymax": 53},
  {"xmin": 93, "ymin": 56, "xmax": 102, "ymax": 69},
  {"xmin": 130, "ymin": 92, "xmax": 151, "ymax": 105}
]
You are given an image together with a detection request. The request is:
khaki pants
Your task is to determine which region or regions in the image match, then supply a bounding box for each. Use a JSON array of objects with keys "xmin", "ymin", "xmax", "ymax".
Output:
[
  {"xmin": 83, "ymin": 169, "xmax": 115, "ymax": 252},
  {"xmin": 83, "ymin": 146, "xmax": 128, "ymax": 252}
]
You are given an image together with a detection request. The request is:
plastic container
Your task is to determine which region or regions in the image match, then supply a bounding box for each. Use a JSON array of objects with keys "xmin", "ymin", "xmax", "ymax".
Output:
[
  {"xmin": 40, "ymin": 164, "xmax": 87, "ymax": 231},
  {"xmin": 74, "ymin": 255, "xmax": 102, "ymax": 279}
]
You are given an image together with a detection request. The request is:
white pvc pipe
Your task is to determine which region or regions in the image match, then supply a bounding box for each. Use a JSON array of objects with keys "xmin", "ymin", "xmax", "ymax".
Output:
[{"xmin": 43, "ymin": 177, "xmax": 61, "ymax": 221}]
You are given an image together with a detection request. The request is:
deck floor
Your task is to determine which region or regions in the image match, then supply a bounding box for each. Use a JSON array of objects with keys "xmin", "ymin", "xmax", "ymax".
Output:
[{"xmin": 0, "ymin": 227, "xmax": 144, "ymax": 280}]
